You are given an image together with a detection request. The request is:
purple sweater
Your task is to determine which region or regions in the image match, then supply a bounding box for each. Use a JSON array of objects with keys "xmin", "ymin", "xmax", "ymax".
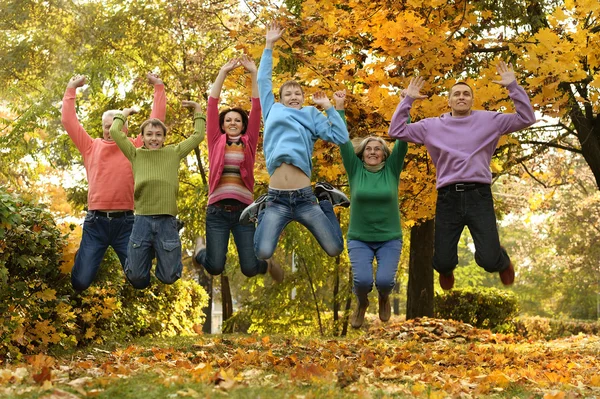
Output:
[{"xmin": 388, "ymin": 81, "xmax": 535, "ymax": 188}]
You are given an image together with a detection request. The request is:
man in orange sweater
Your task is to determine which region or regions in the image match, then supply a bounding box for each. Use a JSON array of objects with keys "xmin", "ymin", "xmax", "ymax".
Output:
[{"xmin": 61, "ymin": 73, "xmax": 166, "ymax": 291}]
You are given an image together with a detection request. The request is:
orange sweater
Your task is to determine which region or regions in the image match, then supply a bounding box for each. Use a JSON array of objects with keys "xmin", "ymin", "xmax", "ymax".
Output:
[{"xmin": 61, "ymin": 84, "xmax": 166, "ymax": 211}]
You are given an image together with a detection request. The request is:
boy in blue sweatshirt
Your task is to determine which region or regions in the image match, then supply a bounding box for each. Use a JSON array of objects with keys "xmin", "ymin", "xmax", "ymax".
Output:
[{"xmin": 240, "ymin": 22, "xmax": 350, "ymax": 262}]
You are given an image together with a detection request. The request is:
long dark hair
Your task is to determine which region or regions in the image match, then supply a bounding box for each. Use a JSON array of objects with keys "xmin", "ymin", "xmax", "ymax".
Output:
[{"xmin": 218, "ymin": 108, "xmax": 249, "ymax": 135}]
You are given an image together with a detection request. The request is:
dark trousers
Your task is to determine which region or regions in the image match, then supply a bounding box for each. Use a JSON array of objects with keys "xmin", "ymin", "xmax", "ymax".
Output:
[{"xmin": 432, "ymin": 184, "xmax": 510, "ymax": 275}]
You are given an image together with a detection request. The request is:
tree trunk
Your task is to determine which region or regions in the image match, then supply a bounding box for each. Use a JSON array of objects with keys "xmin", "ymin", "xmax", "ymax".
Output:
[
  {"xmin": 340, "ymin": 267, "xmax": 353, "ymax": 337},
  {"xmin": 197, "ymin": 271, "xmax": 212, "ymax": 333},
  {"xmin": 333, "ymin": 254, "xmax": 340, "ymax": 335},
  {"xmin": 406, "ymin": 218, "xmax": 435, "ymax": 319},
  {"xmin": 221, "ymin": 274, "xmax": 233, "ymax": 322},
  {"xmin": 393, "ymin": 280, "xmax": 400, "ymax": 315}
]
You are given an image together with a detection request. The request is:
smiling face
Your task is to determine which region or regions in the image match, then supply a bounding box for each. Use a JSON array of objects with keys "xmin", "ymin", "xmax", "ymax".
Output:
[
  {"xmin": 448, "ymin": 83, "xmax": 474, "ymax": 117},
  {"xmin": 362, "ymin": 139, "xmax": 385, "ymax": 166},
  {"xmin": 279, "ymin": 81, "xmax": 304, "ymax": 110},
  {"xmin": 221, "ymin": 111, "xmax": 244, "ymax": 138},
  {"xmin": 141, "ymin": 122, "xmax": 166, "ymax": 150}
]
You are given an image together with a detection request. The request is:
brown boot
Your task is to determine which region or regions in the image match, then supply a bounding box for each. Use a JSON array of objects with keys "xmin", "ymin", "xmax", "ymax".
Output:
[
  {"xmin": 439, "ymin": 272, "xmax": 455, "ymax": 290},
  {"xmin": 267, "ymin": 258, "xmax": 284, "ymax": 283},
  {"xmin": 378, "ymin": 293, "xmax": 391, "ymax": 322},
  {"xmin": 499, "ymin": 261, "xmax": 515, "ymax": 286},
  {"xmin": 350, "ymin": 299, "xmax": 369, "ymax": 329},
  {"xmin": 192, "ymin": 237, "xmax": 205, "ymax": 269}
]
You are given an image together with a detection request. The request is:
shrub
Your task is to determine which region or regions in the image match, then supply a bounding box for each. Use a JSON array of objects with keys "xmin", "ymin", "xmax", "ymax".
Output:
[
  {"xmin": 434, "ymin": 287, "xmax": 519, "ymax": 332},
  {"xmin": 514, "ymin": 316, "xmax": 600, "ymax": 340}
]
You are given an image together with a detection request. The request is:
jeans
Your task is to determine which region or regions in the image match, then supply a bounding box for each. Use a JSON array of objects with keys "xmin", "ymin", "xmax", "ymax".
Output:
[
  {"xmin": 348, "ymin": 239, "xmax": 402, "ymax": 300},
  {"xmin": 433, "ymin": 184, "xmax": 510, "ymax": 275},
  {"xmin": 195, "ymin": 203, "xmax": 268, "ymax": 277},
  {"xmin": 125, "ymin": 215, "xmax": 183, "ymax": 289},
  {"xmin": 254, "ymin": 186, "xmax": 344, "ymax": 259},
  {"xmin": 71, "ymin": 211, "xmax": 134, "ymax": 291}
]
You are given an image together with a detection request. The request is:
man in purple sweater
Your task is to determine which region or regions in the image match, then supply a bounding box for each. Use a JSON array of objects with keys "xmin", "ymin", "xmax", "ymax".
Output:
[{"xmin": 388, "ymin": 62, "xmax": 536, "ymax": 290}]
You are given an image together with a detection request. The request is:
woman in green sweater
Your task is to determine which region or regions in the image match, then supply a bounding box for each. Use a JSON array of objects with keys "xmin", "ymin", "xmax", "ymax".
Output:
[
  {"xmin": 110, "ymin": 101, "xmax": 205, "ymax": 289},
  {"xmin": 334, "ymin": 91, "xmax": 408, "ymax": 328}
]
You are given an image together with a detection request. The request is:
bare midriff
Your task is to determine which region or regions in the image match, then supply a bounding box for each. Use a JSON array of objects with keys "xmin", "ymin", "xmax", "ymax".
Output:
[{"xmin": 269, "ymin": 163, "xmax": 311, "ymax": 190}]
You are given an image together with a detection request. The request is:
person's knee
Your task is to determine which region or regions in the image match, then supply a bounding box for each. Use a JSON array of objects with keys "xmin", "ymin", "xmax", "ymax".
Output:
[
  {"xmin": 475, "ymin": 253, "xmax": 505, "ymax": 273},
  {"xmin": 126, "ymin": 269, "xmax": 151, "ymax": 289},
  {"xmin": 71, "ymin": 275, "xmax": 91, "ymax": 292},
  {"xmin": 254, "ymin": 243, "xmax": 274, "ymax": 261},
  {"xmin": 157, "ymin": 273, "xmax": 180, "ymax": 285},
  {"xmin": 432, "ymin": 258, "xmax": 455, "ymax": 275},
  {"xmin": 354, "ymin": 278, "xmax": 373, "ymax": 296},
  {"xmin": 375, "ymin": 278, "xmax": 395, "ymax": 295},
  {"xmin": 202, "ymin": 259, "xmax": 226, "ymax": 276},
  {"xmin": 324, "ymin": 241, "xmax": 344, "ymax": 257}
]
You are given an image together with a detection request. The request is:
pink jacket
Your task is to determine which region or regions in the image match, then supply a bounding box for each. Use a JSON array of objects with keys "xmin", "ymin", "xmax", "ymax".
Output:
[
  {"xmin": 61, "ymin": 84, "xmax": 166, "ymax": 210},
  {"xmin": 206, "ymin": 96, "xmax": 261, "ymax": 205}
]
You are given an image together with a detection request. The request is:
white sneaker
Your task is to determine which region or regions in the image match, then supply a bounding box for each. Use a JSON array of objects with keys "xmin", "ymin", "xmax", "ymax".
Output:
[
  {"xmin": 239, "ymin": 194, "xmax": 268, "ymax": 225},
  {"xmin": 315, "ymin": 182, "xmax": 350, "ymax": 208}
]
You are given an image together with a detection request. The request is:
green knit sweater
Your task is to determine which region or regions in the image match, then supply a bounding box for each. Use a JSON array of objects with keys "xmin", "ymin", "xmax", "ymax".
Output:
[
  {"xmin": 338, "ymin": 110, "xmax": 408, "ymax": 242},
  {"xmin": 111, "ymin": 113, "xmax": 206, "ymax": 216}
]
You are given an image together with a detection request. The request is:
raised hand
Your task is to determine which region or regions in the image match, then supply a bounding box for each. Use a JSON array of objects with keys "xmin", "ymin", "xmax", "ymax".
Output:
[
  {"xmin": 122, "ymin": 107, "xmax": 139, "ymax": 118},
  {"xmin": 220, "ymin": 58, "xmax": 240, "ymax": 74},
  {"xmin": 405, "ymin": 77, "xmax": 428, "ymax": 100},
  {"xmin": 146, "ymin": 72, "xmax": 163, "ymax": 85},
  {"xmin": 67, "ymin": 75, "xmax": 86, "ymax": 89},
  {"xmin": 333, "ymin": 90, "xmax": 346, "ymax": 110},
  {"xmin": 182, "ymin": 100, "xmax": 202, "ymax": 113},
  {"xmin": 492, "ymin": 61, "xmax": 516, "ymax": 87},
  {"xmin": 239, "ymin": 55, "xmax": 257, "ymax": 74},
  {"xmin": 265, "ymin": 21, "xmax": 284, "ymax": 48},
  {"xmin": 312, "ymin": 91, "xmax": 332, "ymax": 110}
]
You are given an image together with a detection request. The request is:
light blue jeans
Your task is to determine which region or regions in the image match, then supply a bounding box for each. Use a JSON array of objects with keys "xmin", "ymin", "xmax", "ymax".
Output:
[
  {"xmin": 347, "ymin": 239, "xmax": 403, "ymax": 300},
  {"xmin": 125, "ymin": 215, "xmax": 183, "ymax": 289},
  {"xmin": 254, "ymin": 186, "xmax": 344, "ymax": 259}
]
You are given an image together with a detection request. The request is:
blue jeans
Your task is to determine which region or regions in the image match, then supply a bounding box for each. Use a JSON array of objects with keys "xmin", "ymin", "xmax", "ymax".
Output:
[
  {"xmin": 348, "ymin": 239, "xmax": 402, "ymax": 299},
  {"xmin": 71, "ymin": 211, "xmax": 134, "ymax": 291},
  {"xmin": 254, "ymin": 186, "xmax": 344, "ymax": 259},
  {"xmin": 125, "ymin": 215, "xmax": 183, "ymax": 289},
  {"xmin": 195, "ymin": 203, "xmax": 268, "ymax": 277},
  {"xmin": 433, "ymin": 184, "xmax": 510, "ymax": 275}
]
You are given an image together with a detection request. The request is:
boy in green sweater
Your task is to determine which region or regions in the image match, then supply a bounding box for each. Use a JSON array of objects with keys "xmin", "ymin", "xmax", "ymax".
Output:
[{"xmin": 110, "ymin": 101, "xmax": 205, "ymax": 289}]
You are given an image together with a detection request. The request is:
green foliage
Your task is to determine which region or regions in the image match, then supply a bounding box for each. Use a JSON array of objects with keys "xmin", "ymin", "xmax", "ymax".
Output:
[
  {"xmin": 434, "ymin": 287, "xmax": 519, "ymax": 332},
  {"xmin": 514, "ymin": 316, "xmax": 600, "ymax": 340},
  {"xmin": 0, "ymin": 187, "xmax": 208, "ymax": 360}
]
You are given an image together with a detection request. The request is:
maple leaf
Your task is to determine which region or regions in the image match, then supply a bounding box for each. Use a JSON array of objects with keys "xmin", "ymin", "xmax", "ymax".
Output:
[{"xmin": 32, "ymin": 366, "xmax": 52, "ymax": 384}]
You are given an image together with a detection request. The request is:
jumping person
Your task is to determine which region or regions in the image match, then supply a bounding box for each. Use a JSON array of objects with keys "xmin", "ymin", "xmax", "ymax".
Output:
[
  {"xmin": 334, "ymin": 90, "xmax": 408, "ymax": 328},
  {"xmin": 192, "ymin": 56, "xmax": 283, "ymax": 283},
  {"xmin": 240, "ymin": 22, "xmax": 351, "ymax": 261},
  {"xmin": 110, "ymin": 101, "xmax": 205, "ymax": 289},
  {"xmin": 388, "ymin": 62, "xmax": 536, "ymax": 290},
  {"xmin": 61, "ymin": 73, "xmax": 165, "ymax": 291}
]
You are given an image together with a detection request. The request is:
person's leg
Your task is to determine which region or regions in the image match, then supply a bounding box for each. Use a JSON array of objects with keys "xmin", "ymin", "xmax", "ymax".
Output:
[
  {"xmin": 124, "ymin": 216, "xmax": 155, "ymax": 289},
  {"xmin": 374, "ymin": 239, "xmax": 403, "ymax": 296},
  {"xmin": 109, "ymin": 213, "xmax": 135, "ymax": 270},
  {"xmin": 347, "ymin": 239, "xmax": 374, "ymax": 328},
  {"xmin": 231, "ymin": 216, "xmax": 268, "ymax": 277},
  {"xmin": 71, "ymin": 211, "xmax": 111, "ymax": 291},
  {"xmin": 294, "ymin": 187, "xmax": 344, "ymax": 257},
  {"xmin": 196, "ymin": 205, "xmax": 231, "ymax": 275},
  {"xmin": 432, "ymin": 189, "xmax": 466, "ymax": 275},
  {"xmin": 466, "ymin": 186, "xmax": 511, "ymax": 273},
  {"xmin": 254, "ymin": 190, "xmax": 293, "ymax": 260},
  {"xmin": 154, "ymin": 216, "xmax": 183, "ymax": 285}
]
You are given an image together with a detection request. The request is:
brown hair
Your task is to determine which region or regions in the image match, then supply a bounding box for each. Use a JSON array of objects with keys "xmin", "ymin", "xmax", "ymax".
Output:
[
  {"xmin": 218, "ymin": 108, "xmax": 249, "ymax": 135},
  {"xmin": 449, "ymin": 82, "xmax": 473, "ymax": 96},
  {"xmin": 140, "ymin": 118, "xmax": 167, "ymax": 135},
  {"xmin": 278, "ymin": 80, "xmax": 304, "ymax": 99}
]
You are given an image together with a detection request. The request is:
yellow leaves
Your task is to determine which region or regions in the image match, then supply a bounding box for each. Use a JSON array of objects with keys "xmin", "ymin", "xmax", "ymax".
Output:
[{"xmin": 34, "ymin": 288, "xmax": 56, "ymax": 301}]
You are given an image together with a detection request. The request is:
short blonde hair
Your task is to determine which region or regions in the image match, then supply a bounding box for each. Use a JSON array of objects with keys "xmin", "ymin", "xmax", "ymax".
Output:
[
  {"xmin": 278, "ymin": 80, "xmax": 304, "ymax": 99},
  {"xmin": 353, "ymin": 136, "xmax": 391, "ymax": 162}
]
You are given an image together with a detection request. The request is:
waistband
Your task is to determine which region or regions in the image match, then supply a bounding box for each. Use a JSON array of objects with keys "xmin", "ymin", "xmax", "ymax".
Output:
[
  {"xmin": 438, "ymin": 183, "xmax": 490, "ymax": 192},
  {"xmin": 268, "ymin": 186, "xmax": 314, "ymax": 196},
  {"xmin": 92, "ymin": 210, "xmax": 134, "ymax": 218},
  {"xmin": 212, "ymin": 200, "xmax": 246, "ymax": 212}
]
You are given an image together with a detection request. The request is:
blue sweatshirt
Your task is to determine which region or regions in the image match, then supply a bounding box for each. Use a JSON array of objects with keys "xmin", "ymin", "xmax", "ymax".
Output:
[{"xmin": 258, "ymin": 48, "xmax": 349, "ymax": 178}]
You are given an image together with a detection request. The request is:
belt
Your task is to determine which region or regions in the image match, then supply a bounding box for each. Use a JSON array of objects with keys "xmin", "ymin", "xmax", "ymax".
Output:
[
  {"xmin": 439, "ymin": 183, "xmax": 489, "ymax": 192},
  {"xmin": 212, "ymin": 202, "xmax": 246, "ymax": 212},
  {"xmin": 93, "ymin": 210, "xmax": 134, "ymax": 218}
]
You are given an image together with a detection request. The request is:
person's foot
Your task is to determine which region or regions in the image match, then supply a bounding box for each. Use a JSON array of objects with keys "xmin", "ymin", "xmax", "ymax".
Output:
[
  {"xmin": 378, "ymin": 293, "xmax": 391, "ymax": 322},
  {"xmin": 314, "ymin": 182, "xmax": 350, "ymax": 208},
  {"xmin": 350, "ymin": 299, "xmax": 369, "ymax": 328},
  {"xmin": 192, "ymin": 237, "xmax": 205, "ymax": 269},
  {"xmin": 239, "ymin": 194, "xmax": 268, "ymax": 225},
  {"xmin": 499, "ymin": 261, "xmax": 515, "ymax": 286},
  {"xmin": 439, "ymin": 272, "xmax": 455, "ymax": 290},
  {"xmin": 266, "ymin": 258, "xmax": 284, "ymax": 283}
]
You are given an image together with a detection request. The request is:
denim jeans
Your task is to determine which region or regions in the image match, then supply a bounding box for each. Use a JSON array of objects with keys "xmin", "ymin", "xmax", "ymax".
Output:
[
  {"xmin": 433, "ymin": 184, "xmax": 510, "ymax": 275},
  {"xmin": 125, "ymin": 215, "xmax": 183, "ymax": 289},
  {"xmin": 254, "ymin": 186, "xmax": 344, "ymax": 259},
  {"xmin": 71, "ymin": 211, "xmax": 134, "ymax": 291},
  {"xmin": 195, "ymin": 203, "xmax": 268, "ymax": 277},
  {"xmin": 348, "ymin": 239, "xmax": 402, "ymax": 300}
]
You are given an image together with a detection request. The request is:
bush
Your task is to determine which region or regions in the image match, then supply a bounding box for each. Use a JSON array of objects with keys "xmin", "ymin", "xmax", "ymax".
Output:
[
  {"xmin": 0, "ymin": 188, "xmax": 208, "ymax": 360},
  {"xmin": 434, "ymin": 287, "xmax": 519, "ymax": 332},
  {"xmin": 514, "ymin": 316, "xmax": 600, "ymax": 340}
]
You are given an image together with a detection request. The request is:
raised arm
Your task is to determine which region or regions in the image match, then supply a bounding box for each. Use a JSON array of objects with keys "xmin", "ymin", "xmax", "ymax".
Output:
[
  {"xmin": 258, "ymin": 22, "xmax": 284, "ymax": 120},
  {"xmin": 491, "ymin": 61, "xmax": 536, "ymax": 133},
  {"xmin": 209, "ymin": 58, "xmax": 240, "ymax": 99},
  {"xmin": 239, "ymin": 55, "xmax": 262, "ymax": 152},
  {"xmin": 388, "ymin": 77, "xmax": 428, "ymax": 144},
  {"xmin": 178, "ymin": 101, "xmax": 206, "ymax": 158},
  {"xmin": 110, "ymin": 108, "xmax": 139, "ymax": 161},
  {"xmin": 61, "ymin": 75, "xmax": 94, "ymax": 153},
  {"xmin": 312, "ymin": 91, "xmax": 349, "ymax": 145},
  {"xmin": 239, "ymin": 55, "xmax": 258, "ymax": 98}
]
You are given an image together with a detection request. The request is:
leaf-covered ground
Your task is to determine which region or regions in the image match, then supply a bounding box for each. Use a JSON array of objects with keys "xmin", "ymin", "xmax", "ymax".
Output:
[{"xmin": 1, "ymin": 318, "xmax": 599, "ymax": 399}]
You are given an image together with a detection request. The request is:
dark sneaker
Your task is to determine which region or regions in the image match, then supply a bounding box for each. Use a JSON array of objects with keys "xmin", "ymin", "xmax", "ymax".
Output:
[
  {"xmin": 499, "ymin": 262, "xmax": 515, "ymax": 286},
  {"xmin": 314, "ymin": 182, "xmax": 350, "ymax": 208},
  {"xmin": 350, "ymin": 299, "xmax": 369, "ymax": 328},
  {"xmin": 439, "ymin": 272, "xmax": 455, "ymax": 290},
  {"xmin": 378, "ymin": 293, "xmax": 391, "ymax": 322},
  {"xmin": 192, "ymin": 237, "xmax": 205, "ymax": 269},
  {"xmin": 239, "ymin": 194, "xmax": 268, "ymax": 225},
  {"xmin": 267, "ymin": 258, "xmax": 284, "ymax": 283}
]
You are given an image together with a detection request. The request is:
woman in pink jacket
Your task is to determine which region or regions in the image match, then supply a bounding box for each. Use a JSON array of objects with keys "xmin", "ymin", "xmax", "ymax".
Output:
[{"xmin": 192, "ymin": 56, "xmax": 283, "ymax": 282}]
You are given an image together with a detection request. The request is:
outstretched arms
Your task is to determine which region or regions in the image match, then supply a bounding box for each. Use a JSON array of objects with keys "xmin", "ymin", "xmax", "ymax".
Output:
[{"xmin": 179, "ymin": 101, "xmax": 206, "ymax": 158}]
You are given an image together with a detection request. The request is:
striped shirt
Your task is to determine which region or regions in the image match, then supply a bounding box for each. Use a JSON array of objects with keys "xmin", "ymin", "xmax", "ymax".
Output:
[{"xmin": 208, "ymin": 142, "xmax": 253, "ymax": 204}]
